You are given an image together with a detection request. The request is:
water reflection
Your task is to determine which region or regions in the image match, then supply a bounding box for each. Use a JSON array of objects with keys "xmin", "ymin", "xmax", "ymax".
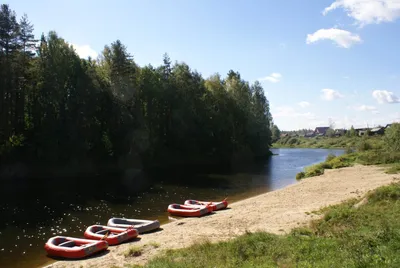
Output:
[{"xmin": 0, "ymin": 148, "xmax": 343, "ymax": 268}]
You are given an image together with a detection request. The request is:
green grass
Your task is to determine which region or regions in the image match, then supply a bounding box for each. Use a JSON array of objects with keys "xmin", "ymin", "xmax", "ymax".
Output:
[
  {"xmin": 148, "ymin": 241, "xmax": 160, "ymax": 248},
  {"xmin": 296, "ymin": 153, "xmax": 359, "ymax": 180},
  {"xmin": 272, "ymin": 135, "xmax": 384, "ymax": 150},
  {"xmin": 295, "ymin": 143, "xmax": 400, "ymax": 180},
  {"xmin": 124, "ymin": 246, "xmax": 143, "ymax": 258},
  {"xmin": 135, "ymin": 183, "xmax": 400, "ymax": 268},
  {"xmin": 385, "ymin": 163, "xmax": 400, "ymax": 174}
]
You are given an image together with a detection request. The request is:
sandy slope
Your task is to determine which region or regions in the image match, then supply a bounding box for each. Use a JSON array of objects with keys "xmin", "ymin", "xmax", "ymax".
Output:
[{"xmin": 44, "ymin": 165, "xmax": 399, "ymax": 268}]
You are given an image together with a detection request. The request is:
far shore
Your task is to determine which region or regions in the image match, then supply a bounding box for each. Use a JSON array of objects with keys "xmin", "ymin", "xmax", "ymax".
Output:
[{"xmin": 44, "ymin": 164, "xmax": 399, "ymax": 268}]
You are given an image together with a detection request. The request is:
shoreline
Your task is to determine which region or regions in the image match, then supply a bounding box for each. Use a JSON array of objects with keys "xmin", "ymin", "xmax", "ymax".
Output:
[{"xmin": 44, "ymin": 164, "xmax": 399, "ymax": 268}]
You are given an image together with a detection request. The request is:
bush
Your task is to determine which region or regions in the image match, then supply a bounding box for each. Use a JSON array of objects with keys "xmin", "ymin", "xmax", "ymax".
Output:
[
  {"xmin": 304, "ymin": 164, "xmax": 325, "ymax": 177},
  {"xmin": 288, "ymin": 138, "xmax": 298, "ymax": 145},
  {"xmin": 384, "ymin": 123, "xmax": 400, "ymax": 152},
  {"xmin": 368, "ymin": 183, "xmax": 400, "ymax": 203},
  {"xmin": 296, "ymin": 172, "xmax": 305, "ymax": 180},
  {"xmin": 345, "ymin": 147, "xmax": 354, "ymax": 154},
  {"xmin": 357, "ymin": 139, "xmax": 372, "ymax": 152},
  {"xmin": 325, "ymin": 153, "xmax": 336, "ymax": 162}
]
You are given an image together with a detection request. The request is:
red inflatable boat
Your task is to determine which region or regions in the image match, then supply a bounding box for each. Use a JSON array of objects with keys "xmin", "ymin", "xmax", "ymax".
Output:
[
  {"xmin": 84, "ymin": 225, "xmax": 138, "ymax": 245},
  {"xmin": 184, "ymin": 199, "xmax": 228, "ymax": 211},
  {"xmin": 167, "ymin": 204, "xmax": 212, "ymax": 217},
  {"xmin": 44, "ymin": 236, "xmax": 108, "ymax": 259}
]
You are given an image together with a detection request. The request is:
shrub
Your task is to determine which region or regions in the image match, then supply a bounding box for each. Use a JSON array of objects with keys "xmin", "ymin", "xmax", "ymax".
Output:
[
  {"xmin": 305, "ymin": 164, "xmax": 325, "ymax": 177},
  {"xmin": 386, "ymin": 163, "xmax": 400, "ymax": 174},
  {"xmin": 357, "ymin": 139, "xmax": 372, "ymax": 152},
  {"xmin": 296, "ymin": 172, "xmax": 305, "ymax": 180},
  {"xmin": 124, "ymin": 246, "xmax": 143, "ymax": 257},
  {"xmin": 345, "ymin": 147, "xmax": 354, "ymax": 154},
  {"xmin": 325, "ymin": 153, "xmax": 336, "ymax": 162},
  {"xmin": 288, "ymin": 138, "xmax": 298, "ymax": 145},
  {"xmin": 384, "ymin": 123, "xmax": 400, "ymax": 152},
  {"xmin": 368, "ymin": 183, "xmax": 400, "ymax": 203}
]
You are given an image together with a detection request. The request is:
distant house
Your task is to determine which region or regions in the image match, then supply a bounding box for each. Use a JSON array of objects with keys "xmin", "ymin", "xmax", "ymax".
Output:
[
  {"xmin": 304, "ymin": 132, "xmax": 315, "ymax": 138},
  {"xmin": 385, "ymin": 124, "xmax": 392, "ymax": 129},
  {"xmin": 334, "ymin": 129, "xmax": 347, "ymax": 137},
  {"xmin": 280, "ymin": 133, "xmax": 289, "ymax": 138},
  {"xmin": 314, "ymin": 127, "xmax": 330, "ymax": 136},
  {"xmin": 355, "ymin": 128, "xmax": 369, "ymax": 136},
  {"xmin": 369, "ymin": 127, "xmax": 385, "ymax": 135}
]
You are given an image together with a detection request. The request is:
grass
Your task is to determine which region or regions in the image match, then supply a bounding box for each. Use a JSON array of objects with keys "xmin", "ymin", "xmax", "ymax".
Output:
[
  {"xmin": 272, "ymin": 135, "xmax": 384, "ymax": 150},
  {"xmin": 148, "ymin": 241, "xmax": 160, "ymax": 248},
  {"xmin": 134, "ymin": 183, "xmax": 400, "ymax": 268},
  {"xmin": 124, "ymin": 246, "xmax": 143, "ymax": 258},
  {"xmin": 386, "ymin": 163, "xmax": 400, "ymax": 174},
  {"xmin": 296, "ymin": 153, "xmax": 359, "ymax": 180},
  {"xmin": 293, "ymin": 135, "xmax": 400, "ymax": 180}
]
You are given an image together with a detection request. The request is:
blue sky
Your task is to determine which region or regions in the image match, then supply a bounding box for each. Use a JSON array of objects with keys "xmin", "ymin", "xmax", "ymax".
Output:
[{"xmin": 6, "ymin": 0, "xmax": 400, "ymax": 130}]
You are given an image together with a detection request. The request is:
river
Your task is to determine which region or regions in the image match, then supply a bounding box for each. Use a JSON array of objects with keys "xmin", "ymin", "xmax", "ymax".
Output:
[{"xmin": 0, "ymin": 148, "xmax": 343, "ymax": 268}]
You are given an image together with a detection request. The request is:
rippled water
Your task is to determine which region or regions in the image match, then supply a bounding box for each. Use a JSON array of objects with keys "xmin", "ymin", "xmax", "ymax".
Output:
[{"xmin": 0, "ymin": 148, "xmax": 343, "ymax": 268}]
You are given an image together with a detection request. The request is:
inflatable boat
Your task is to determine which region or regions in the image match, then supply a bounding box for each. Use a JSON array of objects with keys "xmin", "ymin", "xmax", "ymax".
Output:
[
  {"xmin": 84, "ymin": 225, "xmax": 138, "ymax": 245},
  {"xmin": 44, "ymin": 236, "xmax": 108, "ymax": 259},
  {"xmin": 184, "ymin": 199, "xmax": 228, "ymax": 211},
  {"xmin": 107, "ymin": 218, "xmax": 160, "ymax": 234},
  {"xmin": 167, "ymin": 204, "xmax": 212, "ymax": 217}
]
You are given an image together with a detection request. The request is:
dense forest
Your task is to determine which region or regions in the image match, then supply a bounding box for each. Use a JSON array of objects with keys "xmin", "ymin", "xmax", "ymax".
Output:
[{"xmin": 0, "ymin": 4, "xmax": 276, "ymax": 179}]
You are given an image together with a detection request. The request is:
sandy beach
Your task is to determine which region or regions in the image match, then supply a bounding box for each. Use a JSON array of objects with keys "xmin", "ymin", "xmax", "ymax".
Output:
[{"xmin": 44, "ymin": 165, "xmax": 399, "ymax": 268}]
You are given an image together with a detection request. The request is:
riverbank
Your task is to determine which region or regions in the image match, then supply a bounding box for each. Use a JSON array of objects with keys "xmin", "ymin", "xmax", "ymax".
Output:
[
  {"xmin": 44, "ymin": 164, "xmax": 399, "ymax": 268},
  {"xmin": 272, "ymin": 135, "xmax": 383, "ymax": 150}
]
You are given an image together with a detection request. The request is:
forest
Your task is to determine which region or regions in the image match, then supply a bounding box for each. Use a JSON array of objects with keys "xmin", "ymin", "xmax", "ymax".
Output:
[{"xmin": 0, "ymin": 4, "xmax": 276, "ymax": 179}]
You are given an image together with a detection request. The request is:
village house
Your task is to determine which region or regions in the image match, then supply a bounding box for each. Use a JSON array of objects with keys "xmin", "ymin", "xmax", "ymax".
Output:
[
  {"xmin": 314, "ymin": 127, "xmax": 330, "ymax": 136},
  {"xmin": 304, "ymin": 132, "xmax": 315, "ymax": 138},
  {"xmin": 355, "ymin": 128, "xmax": 369, "ymax": 136},
  {"xmin": 334, "ymin": 129, "xmax": 347, "ymax": 137},
  {"xmin": 369, "ymin": 126, "xmax": 385, "ymax": 135}
]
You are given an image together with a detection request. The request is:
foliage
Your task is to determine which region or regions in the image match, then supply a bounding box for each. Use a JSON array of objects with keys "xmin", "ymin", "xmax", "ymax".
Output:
[
  {"xmin": 384, "ymin": 123, "xmax": 400, "ymax": 152},
  {"xmin": 142, "ymin": 183, "xmax": 400, "ymax": 268},
  {"xmin": 357, "ymin": 138, "xmax": 372, "ymax": 152},
  {"xmin": 124, "ymin": 246, "xmax": 143, "ymax": 257},
  {"xmin": 325, "ymin": 153, "xmax": 336, "ymax": 162},
  {"xmin": 270, "ymin": 124, "xmax": 281, "ymax": 143},
  {"xmin": 349, "ymin": 125, "xmax": 357, "ymax": 137},
  {"xmin": 385, "ymin": 163, "xmax": 400, "ymax": 174},
  {"xmin": 296, "ymin": 146, "xmax": 400, "ymax": 180},
  {"xmin": 0, "ymin": 4, "xmax": 273, "ymax": 176},
  {"xmin": 296, "ymin": 172, "xmax": 305, "ymax": 180},
  {"xmin": 273, "ymin": 135, "xmax": 384, "ymax": 150}
]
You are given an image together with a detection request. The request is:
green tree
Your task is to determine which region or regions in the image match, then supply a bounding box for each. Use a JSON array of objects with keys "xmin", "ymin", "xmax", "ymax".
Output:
[
  {"xmin": 384, "ymin": 123, "xmax": 400, "ymax": 152},
  {"xmin": 271, "ymin": 124, "xmax": 281, "ymax": 143},
  {"xmin": 349, "ymin": 125, "xmax": 356, "ymax": 137},
  {"xmin": 0, "ymin": 4, "xmax": 20, "ymax": 139},
  {"xmin": 0, "ymin": 3, "xmax": 276, "ymax": 179}
]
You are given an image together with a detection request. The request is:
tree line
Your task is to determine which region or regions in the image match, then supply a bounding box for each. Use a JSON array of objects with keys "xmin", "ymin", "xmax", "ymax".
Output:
[{"xmin": 0, "ymin": 4, "xmax": 276, "ymax": 178}]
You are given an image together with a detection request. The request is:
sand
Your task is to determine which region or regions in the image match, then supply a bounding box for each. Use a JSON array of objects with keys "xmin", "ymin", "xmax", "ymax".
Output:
[{"xmin": 44, "ymin": 165, "xmax": 399, "ymax": 268}]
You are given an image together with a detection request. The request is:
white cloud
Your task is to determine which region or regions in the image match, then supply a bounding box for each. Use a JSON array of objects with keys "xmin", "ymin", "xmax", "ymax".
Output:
[
  {"xmin": 372, "ymin": 90, "xmax": 400, "ymax": 103},
  {"xmin": 298, "ymin": 101, "xmax": 311, "ymax": 108},
  {"xmin": 273, "ymin": 106, "xmax": 316, "ymax": 119},
  {"xmin": 353, "ymin": 104, "xmax": 377, "ymax": 111},
  {"xmin": 323, "ymin": 0, "xmax": 400, "ymax": 26},
  {"xmin": 306, "ymin": 28, "xmax": 362, "ymax": 48},
  {"xmin": 321, "ymin": 88, "xmax": 344, "ymax": 100},
  {"xmin": 343, "ymin": 76, "xmax": 350, "ymax": 79},
  {"xmin": 259, "ymin": 73, "xmax": 282, "ymax": 83},
  {"xmin": 71, "ymin": 44, "xmax": 98, "ymax": 59}
]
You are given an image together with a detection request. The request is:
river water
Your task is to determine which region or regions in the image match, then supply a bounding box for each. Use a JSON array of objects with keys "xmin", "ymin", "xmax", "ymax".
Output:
[{"xmin": 0, "ymin": 148, "xmax": 343, "ymax": 268}]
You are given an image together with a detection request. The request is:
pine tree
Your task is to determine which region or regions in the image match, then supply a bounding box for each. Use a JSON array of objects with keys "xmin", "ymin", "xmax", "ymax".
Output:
[{"xmin": 0, "ymin": 4, "xmax": 20, "ymax": 138}]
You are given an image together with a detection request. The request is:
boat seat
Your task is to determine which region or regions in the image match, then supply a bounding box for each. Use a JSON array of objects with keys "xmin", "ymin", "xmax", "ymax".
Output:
[
  {"xmin": 59, "ymin": 241, "xmax": 75, "ymax": 247},
  {"xmin": 96, "ymin": 229, "xmax": 109, "ymax": 235}
]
